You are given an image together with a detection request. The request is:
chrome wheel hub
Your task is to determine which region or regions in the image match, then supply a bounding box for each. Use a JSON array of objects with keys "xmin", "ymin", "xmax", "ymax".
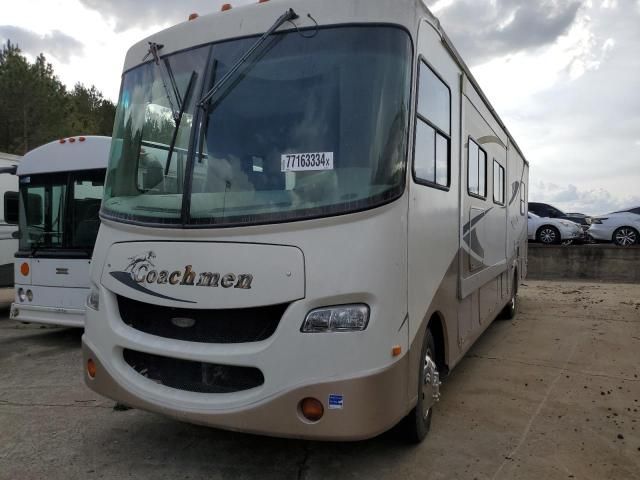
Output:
[
  {"xmin": 422, "ymin": 352, "xmax": 441, "ymax": 419},
  {"xmin": 540, "ymin": 229, "xmax": 556, "ymax": 244},
  {"xmin": 615, "ymin": 229, "xmax": 637, "ymax": 247}
]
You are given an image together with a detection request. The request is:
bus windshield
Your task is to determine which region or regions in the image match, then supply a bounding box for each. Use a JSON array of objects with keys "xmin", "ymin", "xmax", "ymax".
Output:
[
  {"xmin": 19, "ymin": 169, "xmax": 105, "ymax": 253},
  {"xmin": 103, "ymin": 26, "xmax": 413, "ymax": 227}
]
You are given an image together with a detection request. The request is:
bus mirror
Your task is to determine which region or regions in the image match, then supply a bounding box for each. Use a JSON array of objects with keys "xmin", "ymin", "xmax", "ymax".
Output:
[
  {"xmin": 3, "ymin": 191, "xmax": 19, "ymax": 225},
  {"xmin": 26, "ymin": 193, "xmax": 43, "ymax": 225}
]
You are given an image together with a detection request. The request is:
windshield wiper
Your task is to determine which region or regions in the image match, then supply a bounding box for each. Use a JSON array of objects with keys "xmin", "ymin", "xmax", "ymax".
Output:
[
  {"xmin": 146, "ymin": 42, "xmax": 184, "ymax": 121},
  {"xmin": 164, "ymin": 71, "xmax": 197, "ymax": 176},
  {"xmin": 198, "ymin": 8, "xmax": 298, "ymax": 109}
]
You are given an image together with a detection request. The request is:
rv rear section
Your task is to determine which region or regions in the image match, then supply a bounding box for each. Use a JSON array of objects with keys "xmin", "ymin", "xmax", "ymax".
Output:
[
  {"xmin": 11, "ymin": 136, "xmax": 110, "ymax": 327},
  {"xmin": 83, "ymin": 0, "xmax": 529, "ymax": 441}
]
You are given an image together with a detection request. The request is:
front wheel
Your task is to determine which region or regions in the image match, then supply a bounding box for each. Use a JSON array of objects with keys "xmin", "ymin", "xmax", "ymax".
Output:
[
  {"xmin": 613, "ymin": 227, "xmax": 638, "ymax": 247},
  {"xmin": 500, "ymin": 274, "xmax": 518, "ymax": 320},
  {"xmin": 537, "ymin": 226, "xmax": 561, "ymax": 245},
  {"xmin": 398, "ymin": 329, "xmax": 440, "ymax": 443}
]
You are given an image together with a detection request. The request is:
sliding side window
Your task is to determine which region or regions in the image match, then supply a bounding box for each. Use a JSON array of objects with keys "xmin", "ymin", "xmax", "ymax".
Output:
[
  {"xmin": 468, "ymin": 138, "xmax": 487, "ymax": 199},
  {"xmin": 493, "ymin": 159, "xmax": 505, "ymax": 205},
  {"xmin": 413, "ymin": 61, "xmax": 451, "ymax": 189}
]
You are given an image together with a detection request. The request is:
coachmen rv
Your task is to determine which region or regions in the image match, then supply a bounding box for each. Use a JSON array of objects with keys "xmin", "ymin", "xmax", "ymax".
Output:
[{"xmin": 83, "ymin": 0, "xmax": 529, "ymax": 442}]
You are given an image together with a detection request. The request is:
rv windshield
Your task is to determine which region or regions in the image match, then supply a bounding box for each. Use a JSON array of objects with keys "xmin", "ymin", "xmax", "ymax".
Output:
[
  {"xmin": 19, "ymin": 169, "xmax": 105, "ymax": 253},
  {"xmin": 103, "ymin": 26, "xmax": 412, "ymax": 226}
]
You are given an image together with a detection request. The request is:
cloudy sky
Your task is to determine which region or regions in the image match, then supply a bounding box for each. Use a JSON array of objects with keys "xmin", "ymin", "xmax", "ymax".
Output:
[{"xmin": 2, "ymin": 0, "xmax": 639, "ymax": 214}]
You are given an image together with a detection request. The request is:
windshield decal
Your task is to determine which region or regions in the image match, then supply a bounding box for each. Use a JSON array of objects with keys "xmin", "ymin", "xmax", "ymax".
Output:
[{"xmin": 281, "ymin": 152, "xmax": 334, "ymax": 172}]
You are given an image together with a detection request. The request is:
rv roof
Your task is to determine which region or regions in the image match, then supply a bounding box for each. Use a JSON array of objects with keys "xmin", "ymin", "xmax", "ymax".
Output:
[
  {"xmin": 0, "ymin": 152, "xmax": 21, "ymax": 164},
  {"xmin": 123, "ymin": 0, "xmax": 432, "ymax": 71},
  {"xmin": 17, "ymin": 136, "xmax": 111, "ymax": 177}
]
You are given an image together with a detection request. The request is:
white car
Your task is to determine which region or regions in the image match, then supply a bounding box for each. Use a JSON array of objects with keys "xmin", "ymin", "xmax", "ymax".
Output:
[
  {"xmin": 527, "ymin": 212, "xmax": 584, "ymax": 244},
  {"xmin": 588, "ymin": 208, "xmax": 640, "ymax": 247}
]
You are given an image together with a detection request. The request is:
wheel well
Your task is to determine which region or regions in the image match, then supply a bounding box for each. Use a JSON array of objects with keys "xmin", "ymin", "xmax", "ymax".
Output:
[
  {"xmin": 612, "ymin": 226, "xmax": 639, "ymax": 239},
  {"xmin": 428, "ymin": 313, "xmax": 448, "ymax": 375},
  {"xmin": 537, "ymin": 225, "xmax": 559, "ymax": 236}
]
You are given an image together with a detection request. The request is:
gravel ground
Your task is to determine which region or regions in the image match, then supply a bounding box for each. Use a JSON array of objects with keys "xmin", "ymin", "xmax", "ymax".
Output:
[{"xmin": 0, "ymin": 281, "xmax": 638, "ymax": 480}]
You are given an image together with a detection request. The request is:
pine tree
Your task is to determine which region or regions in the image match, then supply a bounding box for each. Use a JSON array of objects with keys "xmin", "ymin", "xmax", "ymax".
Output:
[{"xmin": 0, "ymin": 40, "xmax": 116, "ymax": 155}]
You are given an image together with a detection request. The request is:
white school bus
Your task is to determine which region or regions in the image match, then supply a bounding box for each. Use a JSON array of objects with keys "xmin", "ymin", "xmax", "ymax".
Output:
[
  {"xmin": 10, "ymin": 136, "xmax": 110, "ymax": 327},
  {"xmin": 83, "ymin": 0, "xmax": 529, "ymax": 442}
]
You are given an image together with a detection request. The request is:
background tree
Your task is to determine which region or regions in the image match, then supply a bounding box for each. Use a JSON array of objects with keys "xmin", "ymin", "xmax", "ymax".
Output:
[{"xmin": 0, "ymin": 40, "xmax": 115, "ymax": 155}]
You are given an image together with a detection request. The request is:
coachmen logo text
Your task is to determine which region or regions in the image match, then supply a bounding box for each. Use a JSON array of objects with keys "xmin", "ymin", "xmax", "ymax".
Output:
[
  {"xmin": 110, "ymin": 251, "xmax": 253, "ymax": 304},
  {"xmin": 125, "ymin": 251, "xmax": 253, "ymax": 289}
]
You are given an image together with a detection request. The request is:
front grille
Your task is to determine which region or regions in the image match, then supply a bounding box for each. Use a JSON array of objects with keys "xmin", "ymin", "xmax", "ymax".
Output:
[
  {"xmin": 117, "ymin": 296, "xmax": 287, "ymax": 344},
  {"xmin": 123, "ymin": 349, "xmax": 264, "ymax": 394}
]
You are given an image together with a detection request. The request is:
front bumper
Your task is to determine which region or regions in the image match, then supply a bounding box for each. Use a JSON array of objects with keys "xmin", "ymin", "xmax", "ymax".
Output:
[
  {"xmin": 82, "ymin": 337, "xmax": 411, "ymax": 441},
  {"xmin": 10, "ymin": 303, "xmax": 85, "ymax": 327},
  {"xmin": 587, "ymin": 225, "xmax": 611, "ymax": 241}
]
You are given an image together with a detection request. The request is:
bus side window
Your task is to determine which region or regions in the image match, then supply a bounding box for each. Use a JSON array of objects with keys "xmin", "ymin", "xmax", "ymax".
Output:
[{"xmin": 413, "ymin": 61, "xmax": 451, "ymax": 189}]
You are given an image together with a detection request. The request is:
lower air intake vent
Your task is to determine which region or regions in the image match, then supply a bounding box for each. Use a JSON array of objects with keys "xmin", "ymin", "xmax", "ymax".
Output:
[
  {"xmin": 117, "ymin": 295, "xmax": 287, "ymax": 344},
  {"xmin": 123, "ymin": 349, "xmax": 264, "ymax": 394}
]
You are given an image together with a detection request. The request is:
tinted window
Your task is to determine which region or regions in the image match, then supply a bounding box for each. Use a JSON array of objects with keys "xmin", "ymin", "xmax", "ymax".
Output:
[
  {"xmin": 414, "ymin": 122, "xmax": 436, "ymax": 182},
  {"xmin": 413, "ymin": 62, "xmax": 450, "ymax": 189},
  {"xmin": 417, "ymin": 63, "xmax": 450, "ymax": 135},
  {"xmin": 493, "ymin": 160, "xmax": 505, "ymax": 205},
  {"xmin": 18, "ymin": 169, "xmax": 105, "ymax": 251},
  {"xmin": 468, "ymin": 138, "xmax": 487, "ymax": 198}
]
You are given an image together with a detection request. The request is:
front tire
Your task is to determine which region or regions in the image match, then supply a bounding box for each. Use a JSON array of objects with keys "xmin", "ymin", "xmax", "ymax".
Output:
[
  {"xmin": 537, "ymin": 226, "xmax": 561, "ymax": 245},
  {"xmin": 613, "ymin": 227, "xmax": 638, "ymax": 247},
  {"xmin": 399, "ymin": 329, "xmax": 440, "ymax": 443},
  {"xmin": 501, "ymin": 274, "xmax": 518, "ymax": 320}
]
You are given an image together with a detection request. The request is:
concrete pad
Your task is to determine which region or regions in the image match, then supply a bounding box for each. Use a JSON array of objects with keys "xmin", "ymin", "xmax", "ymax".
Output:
[{"xmin": 0, "ymin": 281, "xmax": 638, "ymax": 479}]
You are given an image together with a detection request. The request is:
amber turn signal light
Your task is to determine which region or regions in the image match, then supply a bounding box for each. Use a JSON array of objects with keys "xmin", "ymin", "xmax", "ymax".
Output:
[
  {"xmin": 87, "ymin": 359, "xmax": 97, "ymax": 379},
  {"xmin": 300, "ymin": 397, "xmax": 324, "ymax": 422},
  {"xmin": 20, "ymin": 262, "xmax": 29, "ymax": 276}
]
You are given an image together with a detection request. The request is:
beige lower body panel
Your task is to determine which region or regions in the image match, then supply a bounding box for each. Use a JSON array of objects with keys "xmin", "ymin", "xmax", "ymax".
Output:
[{"xmin": 83, "ymin": 339, "xmax": 412, "ymax": 441}]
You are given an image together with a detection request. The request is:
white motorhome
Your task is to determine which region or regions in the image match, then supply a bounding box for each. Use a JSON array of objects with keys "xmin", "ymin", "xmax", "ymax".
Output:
[
  {"xmin": 0, "ymin": 152, "xmax": 20, "ymax": 307},
  {"xmin": 10, "ymin": 136, "xmax": 110, "ymax": 327},
  {"xmin": 83, "ymin": 0, "xmax": 529, "ymax": 442}
]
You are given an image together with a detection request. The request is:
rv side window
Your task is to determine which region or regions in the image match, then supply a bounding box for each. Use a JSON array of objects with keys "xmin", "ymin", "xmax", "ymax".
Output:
[
  {"xmin": 493, "ymin": 160, "xmax": 505, "ymax": 205},
  {"xmin": 413, "ymin": 61, "xmax": 451, "ymax": 189},
  {"xmin": 520, "ymin": 182, "xmax": 526, "ymax": 215},
  {"xmin": 468, "ymin": 138, "xmax": 487, "ymax": 199}
]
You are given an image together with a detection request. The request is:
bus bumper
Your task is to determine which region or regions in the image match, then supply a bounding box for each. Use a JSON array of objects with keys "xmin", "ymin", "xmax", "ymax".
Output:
[
  {"xmin": 82, "ymin": 337, "xmax": 411, "ymax": 441},
  {"xmin": 10, "ymin": 303, "xmax": 85, "ymax": 328}
]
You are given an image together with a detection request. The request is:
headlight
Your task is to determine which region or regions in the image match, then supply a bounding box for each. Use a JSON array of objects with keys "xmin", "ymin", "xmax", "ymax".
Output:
[
  {"xmin": 17, "ymin": 288, "xmax": 26, "ymax": 302},
  {"xmin": 301, "ymin": 304, "xmax": 370, "ymax": 333},
  {"xmin": 87, "ymin": 286, "xmax": 100, "ymax": 311}
]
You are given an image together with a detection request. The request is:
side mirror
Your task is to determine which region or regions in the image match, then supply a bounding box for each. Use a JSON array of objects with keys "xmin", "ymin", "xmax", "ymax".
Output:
[{"xmin": 3, "ymin": 191, "xmax": 19, "ymax": 225}]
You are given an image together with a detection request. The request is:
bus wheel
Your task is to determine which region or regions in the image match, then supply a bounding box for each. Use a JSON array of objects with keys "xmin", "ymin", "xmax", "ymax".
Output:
[
  {"xmin": 500, "ymin": 274, "xmax": 518, "ymax": 320},
  {"xmin": 400, "ymin": 329, "xmax": 441, "ymax": 443}
]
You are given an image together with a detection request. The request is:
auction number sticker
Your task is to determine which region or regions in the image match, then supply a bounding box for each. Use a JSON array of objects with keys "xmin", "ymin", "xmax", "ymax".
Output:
[{"xmin": 281, "ymin": 152, "xmax": 334, "ymax": 172}]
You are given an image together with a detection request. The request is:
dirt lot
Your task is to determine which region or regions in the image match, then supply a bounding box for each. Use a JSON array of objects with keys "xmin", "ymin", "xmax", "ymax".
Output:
[{"xmin": 0, "ymin": 281, "xmax": 638, "ymax": 480}]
